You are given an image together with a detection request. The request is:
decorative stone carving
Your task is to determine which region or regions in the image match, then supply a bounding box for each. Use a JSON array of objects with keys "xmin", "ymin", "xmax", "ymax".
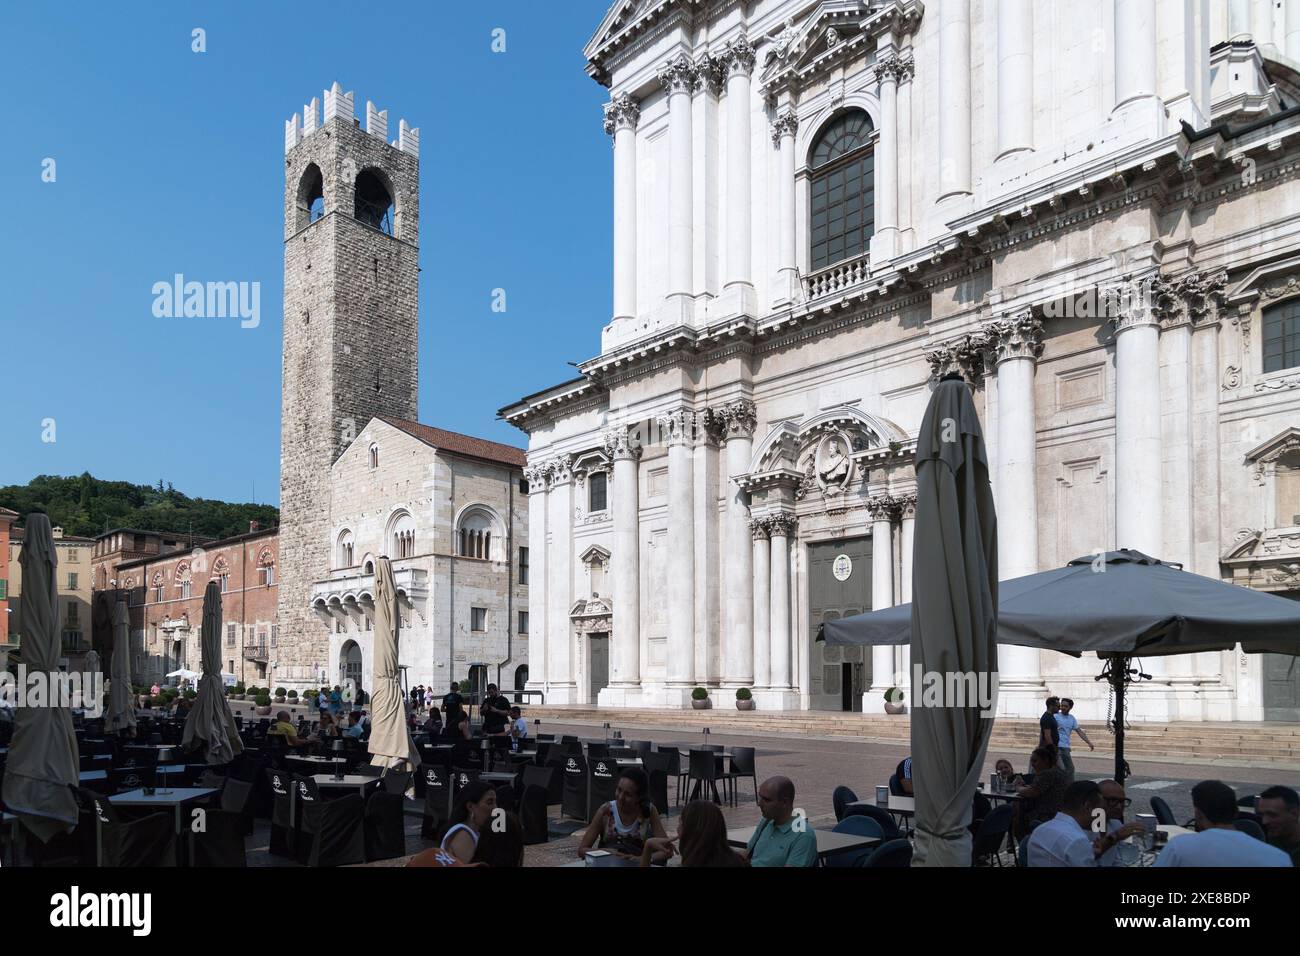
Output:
[
  {"xmin": 825, "ymin": 27, "xmax": 840, "ymax": 48},
  {"xmin": 770, "ymin": 109, "xmax": 799, "ymax": 146},
  {"xmin": 602, "ymin": 92, "xmax": 640, "ymax": 136},
  {"xmin": 523, "ymin": 462, "xmax": 551, "ymax": 491},
  {"xmin": 876, "ymin": 52, "xmax": 908, "ymax": 83},
  {"xmin": 1255, "ymin": 375, "xmax": 1300, "ymax": 392},
  {"xmin": 1261, "ymin": 275, "xmax": 1300, "ymax": 301},
  {"xmin": 866, "ymin": 494, "xmax": 899, "ymax": 522},
  {"xmin": 603, "ymin": 426, "xmax": 642, "ymax": 461},
  {"xmin": 698, "ymin": 52, "xmax": 727, "ymax": 95},
  {"xmin": 768, "ymin": 17, "xmax": 799, "ymax": 62},
  {"xmin": 656, "ymin": 408, "xmax": 699, "ymax": 447},
  {"xmin": 548, "ymin": 457, "xmax": 574, "ymax": 486},
  {"xmin": 925, "ymin": 328, "xmax": 991, "ymax": 385},
  {"xmin": 657, "ymin": 55, "xmax": 700, "ymax": 96},
  {"xmin": 750, "ymin": 517, "xmax": 770, "ymax": 540},
  {"xmin": 813, "ymin": 432, "xmax": 855, "ymax": 496},
  {"xmin": 985, "ymin": 309, "xmax": 1045, "ymax": 364},
  {"xmin": 1223, "ymin": 365, "xmax": 1241, "ymax": 390},
  {"xmin": 767, "ymin": 512, "xmax": 797, "ymax": 537},
  {"xmin": 1232, "ymin": 308, "xmax": 1253, "ymax": 350},
  {"xmin": 1102, "ymin": 274, "xmax": 1173, "ymax": 333},
  {"xmin": 713, "ymin": 399, "xmax": 757, "ymax": 442},
  {"xmin": 897, "ymin": 493, "xmax": 918, "ymax": 519},
  {"xmin": 723, "ymin": 34, "xmax": 756, "ymax": 76}
]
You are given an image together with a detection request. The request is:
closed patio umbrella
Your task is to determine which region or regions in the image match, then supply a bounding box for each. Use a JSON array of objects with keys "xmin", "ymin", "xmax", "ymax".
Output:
[
  {"xmin": 824, "ymin": 550, "xmax": 1300, "ymax": 780},
  {"xmin": 105, "ymin": 599, "xmax": 136, "ymax": 735},
  {"xmin": 907, "ymin": 376, "xmax": 998, "ymax": 867},
  {"xmin": 182, "ymin": 581, "xmax": 243, "ymax": 764},
  {"xmin": 368, "ymin": 556, "xmax": 419, "ymax": 772},
  {"xmin": 81, "ymin": 649, "xmax": 101, "ymax": 715},
  {"xmin": 1, "ymin": 514, "xmax": 79, "ymax": 841}
]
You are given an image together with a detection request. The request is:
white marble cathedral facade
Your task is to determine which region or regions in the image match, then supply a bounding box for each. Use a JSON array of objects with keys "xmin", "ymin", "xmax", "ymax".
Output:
[{"xmin": 501, "ymin": 0, "xmax": 1300, "ymax": 720}]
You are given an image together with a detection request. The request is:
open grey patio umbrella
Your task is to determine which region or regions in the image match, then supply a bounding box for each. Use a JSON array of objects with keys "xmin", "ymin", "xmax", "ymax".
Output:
[
  {"xmin": 368, "ymin": 556, "xmax": 420, "ymax": 772},
  {"xmin": 1, "ymin": 514, "xmax": 79, "ymax": 841},
  {"xmin": 105, "ymin": 599, "xmax": 136, "ymax": 734},
  {"xmin": 824, "ymin": 550, "xmax": 1300, "ymax": 780},
  {"xmin": 183, "ymin": 581, "xmax": 243, "ymax": 764},
  {"xmin": 906, "ymin": 376, "xmax": 998, "ymax": 867}
]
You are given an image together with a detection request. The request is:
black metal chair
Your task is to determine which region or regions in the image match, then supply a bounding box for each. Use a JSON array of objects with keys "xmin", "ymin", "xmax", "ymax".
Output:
[
  {"xmin": 561, "ymin": 754, "xmax": 590, "ymax": 822},
  {"xmin": 971, "ymin": 804, "xmax": 1014, "ymax": 866},
  {"xmin": 639, "ymin": 751, "xmax": 672, "ymax": 816},
  {"xmin": 522, "ymin": 764, "xmax": 562, "ymax": 807},
  {"xmin": 685, "ymin": 749, "xmax": 726, "ymax": 806},
  {"xmin": 265, "ymin": 769, "xmax": 299, "ymax": 858},
  {"xmin": 832, "ymin": 785, "xmax": 859, "ymax": 822},
  {"xmin": 188, "ymin": 807, "xmax": 248, "ymax": 866},
  {"xmin": 1234, "ymin": 817, "xmax": 1267, "ymax": 842},
  {"xmin": 725, "ymin": 747, "xmax": 758, "ymax": 805},
  {"xmin": 660, "ymin": 747, "xmax": 688, "ymax": 806},
  {"xmin": 420, "ymin": 765, "xmax": 452, "ymax": 842},
  {"xmin": 219, "ymin": 776, "xmax": 257, "ymax": 834},
  {"xmin": 587, "ymin": 742, "xmax": 610, "ymax": 759},
  {"xmin": 840, "ymin": 802, "xmax": 903, "ymax": 841},
  {"xmin": 79, "ymin": 789, "xmax": 177, "ymax": 867},
  {"xmin": 861, "ymin": 837, "xmax": 912, "ymax": 867},
  {"xmin": 519, "ymin": 783, "xmax": 549, "ymax": 845},
  {"xmin": 362, "ymin": 786, "xmax": 407, "ymax": 862}
]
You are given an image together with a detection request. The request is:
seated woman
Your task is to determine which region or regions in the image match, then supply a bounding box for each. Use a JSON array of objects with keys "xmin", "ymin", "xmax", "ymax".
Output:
[
  {"xmin": 577, "ymin": 767, "xmax": 669, "ymax": 863},
  {"xmin": 1014, "ymin": 747, "xmax": 1068, "ymax": 839},
  {"xmin": 472, "ymin": 809, "xmax": 526, "ymax": 867},
  {"xmin": 640, "ymin": 799, "xmax": 746, "ymax": 868},
  {"xmin": 440, "ymin": 780, "xmax": 496, "ymax": 864},
  {"xmin": 994, "ymin": 758, "xmax": 1023, "ymax": 788},
  {"xmin": 317, "ymin": 712, "xmax": 341, "ymax": 740}
]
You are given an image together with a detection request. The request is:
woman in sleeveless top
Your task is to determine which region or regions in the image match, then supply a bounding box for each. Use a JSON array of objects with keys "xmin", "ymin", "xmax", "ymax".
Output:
[
  {"xmin": 577, "ymin": 767, "xmax": 668, "ymax": 863},
  {"xmin": 441, "ymin": 780, "xmax": 496, "ymax": 863}
]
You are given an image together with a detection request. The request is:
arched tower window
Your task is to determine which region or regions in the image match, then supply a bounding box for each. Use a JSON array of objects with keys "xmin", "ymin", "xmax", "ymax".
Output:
[
  {"xmin": 337, "ymin": 530, "xmax": 355, "ymax": 569},
  {"xmin": 457, "ymin": 507, "xmax": 501, "ymax": 561},
  {"xmin": 296, "ymin": 162, "xmax": 325, "ymax": 231},
  {"xmin": 387, "ymin": 510, "xmax": 416, "ymax": 560},
  {"xmin": 369, "ymin": 443, "xmax": 380, "ymax": 469},
  {"xmin": 808, "ymin": 110, "xmax": 875, "ymax": 271},
  {"xmin": 355, "ymin": 169, "xmax": 395, "ymax": 236}
]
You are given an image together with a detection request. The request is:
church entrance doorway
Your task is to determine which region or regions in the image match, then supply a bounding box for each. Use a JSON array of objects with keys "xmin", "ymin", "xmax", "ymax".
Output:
[
  {"xmin": 807, "ymin": 537, "xmax": 870, "ymax": 711},
  {"xmin": 588, "ymin": 633, "xmax": 610, "ymax": 703}
]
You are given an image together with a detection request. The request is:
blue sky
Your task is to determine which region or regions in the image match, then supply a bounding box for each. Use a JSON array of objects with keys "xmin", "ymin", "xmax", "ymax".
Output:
[{"xmin": 0, "ymin": 0, "xmax": 612, "ymax": 506}]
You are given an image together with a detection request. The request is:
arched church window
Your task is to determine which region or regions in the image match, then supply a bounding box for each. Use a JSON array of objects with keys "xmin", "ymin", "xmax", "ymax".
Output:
[
  {"xmin": 388, "ymin": 511, "xmax": 416, "ymax": 560},
  {"xmin": 808, "ymin": 110, "xmax": 875, "ymax": 271},
  {"xmin": 369, "ymin": 443, "xmax": 379, "ymax": 469},
  {"xmin": 1263, "ymin": 300, "xmax": 1300, "ymax": 373},
  {"xmin": 457, "ymin": 507, "xmax": 500, "ymax": 561},
  {"xmin": 355, "ymin": 169, "xmax": 395, "ymax": 236},
  {"xmin": 337, "ymin": 530, "xmax": 355, "ymax": 569}
]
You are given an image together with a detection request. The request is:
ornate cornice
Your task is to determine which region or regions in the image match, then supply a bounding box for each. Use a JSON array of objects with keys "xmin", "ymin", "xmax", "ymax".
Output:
[
  {"xmin": 602, "ymin": 91, "xmax": 640, "ymax": 136},
  {"xmin": 770, "ymin": 109, "xmax": 799, "ymax": 146},
  {"xmin": 657, "ymin": 54, "xmax": 700, "ymax": 96},
  {"xmin": 713, "ymin": 399, "xmax": 758, "ymax": 443}
]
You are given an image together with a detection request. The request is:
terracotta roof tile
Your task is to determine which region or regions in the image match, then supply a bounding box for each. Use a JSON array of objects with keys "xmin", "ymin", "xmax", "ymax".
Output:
[{"xmin": 379, "ymin": 417, "xmax": 527, "ymax": 468}]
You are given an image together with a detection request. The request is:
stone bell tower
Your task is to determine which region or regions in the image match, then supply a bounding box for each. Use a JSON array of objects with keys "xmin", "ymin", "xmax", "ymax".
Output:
[{"xmin": 276, "ymin": 81, "xmax": 420, "ymax": 688}]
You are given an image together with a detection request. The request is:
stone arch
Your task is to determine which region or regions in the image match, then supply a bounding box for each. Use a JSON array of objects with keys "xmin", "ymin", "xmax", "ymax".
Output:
[{"xmin": 295, "ymin": 162, "xmax": 325, "ymax": 231}]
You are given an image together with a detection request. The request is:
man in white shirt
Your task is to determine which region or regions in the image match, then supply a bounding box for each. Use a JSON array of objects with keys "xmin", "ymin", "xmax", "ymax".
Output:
[
  {"xmin": 1155, "ymin": 780, "xmax": 1292, "ymax": 868},
  {"xmin": 509, "ymin": 706, "xmax": 528, "ymax": 739},
  {"xmin": 1027, "ymin": 781, "xmax": 1129, "ymax": 866}
]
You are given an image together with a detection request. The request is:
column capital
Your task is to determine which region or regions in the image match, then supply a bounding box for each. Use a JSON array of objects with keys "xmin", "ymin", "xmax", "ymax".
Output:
[
  {"xmin": 767, "ymin": 512, "xmax": 797, "ymax": 537},
  {"xmin": 925, "ymin": 328, "xmax": 991, "ymax": 385},
  {"xmin": 750, "ymin": 516, "xmax": 770, "ymax": 541},
  {"xmin": 770, "ymin": 109, "xmax": 799, "ymax": 146},
  {"xmin": 658, "ymin": 54, "xmax": 700, "ymax": 96},
  {"xmin": 876, "ymin": 52, "xmax": 908, "ymax": 85},
  {"xmin": 1102, "ymin": 274, "xmax": 1170, "ymax": 334},
  {"xmin": 1165, "ymin": 269, "xmax": 1228, "ymax": 328},
  {"xmin": 722, "ymin": 34, "xmax": 756, "ymax": 78},
  {"xmin": 697, "ymin": 52, "xmax": 727, "ymax": 95},
  {"xmin": 603, "ymin": 91, "xmax": 641, "ymax": 136},
  {"xmin": 896, "ymin": 493, "xmax": 918, "ymax": 519},
  {"xmin": 523, "ymin": 461, "xmax": 550, "ymax": 491},
  {"xmin": 656, "ymin": 407, "xmax": 700, "ymax": 447},
  {"xmin": 867, "ymin": 494, "xmax": 899, "ymax": 522},
  {"xmin": 603, "ymin": 427, "xmax": 643, "ymax": 461},
  {"xmin": 713, "ymin": 399, "xmax": 758, "ymax": 443},
  {"xmin": 547, "ymin": 457, "xmax": 574, "ymax": 487},
  {"xmin": 984, "ymin": 309, "xmax": 1045, "ymax": 364}
]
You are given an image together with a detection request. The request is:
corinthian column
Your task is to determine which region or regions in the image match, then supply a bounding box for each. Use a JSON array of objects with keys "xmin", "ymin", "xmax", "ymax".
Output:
[
  {"xmin": 771, "ymin": 109, "xmax": 799, "ymax": 303},
  {"xmin": 1113, "ymin": 0, "xmax": 1158, "ymax": 112},
  {"xmin": 723, "ymin": 37, "xmax": 756, "ymax": 307},
  {"xmin": 659, "ymin": 56, "xmax": 699, "ymax": 317},
  {"xmin": 658, "ymin": 408, "xmax": 696, "ymax": 695},
  {"xmin": 874, "ymin": 55, "xmax": 901, "ymax": 260},
  {"xmin": 604, "ymin": 93, "xmax": 640, "ymax": 326},
  {"xmin": 546, "ymin": 458, "xmax": 575, "ymax": 701},
  {"xmin": 938, "ymin": 0, "xmax": 972, "ymax": 200},
  {"xmin": 767, "ymin": 512, "xmax": 795, "ymax": 692},
  {"xmin": 751, "ymin": 518, "xmax": 771, "ymax": 688},
  {"xmin": 986, "ymin": 309, "xmax": 1045, "ymax": 708},
  {"xmin": 718, "ymin": 400, "xmax": 757, "ymax": 686},
  {"xmin": 603, "ymin": 427, "xmax": 641, "ymax": 697},
  {"xmin": 523, "ymin": 463, "xmax": 549, "ymax": 692},
  {"xmin": 896, "ymin": 54, "xmax": 915, "ymax": 249},
  {"xmin": 897, "ymin": 493, "xmax": 917, "ymax": 699},
  {"xmin": 867, "ymin": 495, "xmax": 897, "ymax": 700}
]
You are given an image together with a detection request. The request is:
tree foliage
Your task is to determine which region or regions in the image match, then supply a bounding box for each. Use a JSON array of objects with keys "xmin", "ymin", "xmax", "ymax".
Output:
[{"xmin": 0, "ymin": 473, "xmax": 278, "ymax": 540}]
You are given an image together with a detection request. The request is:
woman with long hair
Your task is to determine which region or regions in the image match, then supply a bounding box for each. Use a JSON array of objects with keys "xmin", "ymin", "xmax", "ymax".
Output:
[
  {"xmin": 442, "ymin": 780, "xmax": 496, "ymax": 863},
  {"xmin": 577, "ymin": 766, "xmax": 668, "ymax": 862},
  {"xmin": 472, "ymin": 809, "xmax": 526, "ymax": 867},
  {"xmin": 640, "ymin": 799, "xmax": 746, "ymax": 867}
]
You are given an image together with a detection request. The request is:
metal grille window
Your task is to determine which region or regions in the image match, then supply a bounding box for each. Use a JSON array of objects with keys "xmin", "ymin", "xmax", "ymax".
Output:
[
  {"xmin": 1263, "ymin": 300, "xmax": 1300, "ymax": 373},
  {"xmin": 809, "ymin": 110, "xmax": 875, "ymax": 271}
]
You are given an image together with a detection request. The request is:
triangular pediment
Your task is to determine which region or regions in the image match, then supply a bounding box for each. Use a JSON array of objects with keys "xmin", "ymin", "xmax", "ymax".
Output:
[
  {"xmin": 761, "ymin": 2, "xmax": 866, "ymax": 81},
  {"xmin": 585, "ymin": 0, "xmax": 663, "ymax": 63},
  {"xmin": 1245, "ymin": 427, "xmax": 1300, "ymax": 464},
  {"xmin": 1226, "ymin": 253, "xmax": 1300, "ymax": 303}
]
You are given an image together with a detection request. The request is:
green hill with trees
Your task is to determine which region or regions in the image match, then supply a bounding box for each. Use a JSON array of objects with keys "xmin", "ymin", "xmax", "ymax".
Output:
[{"xmin": 0, "ymin": 473, "xmax": 278, "ymax": 541}]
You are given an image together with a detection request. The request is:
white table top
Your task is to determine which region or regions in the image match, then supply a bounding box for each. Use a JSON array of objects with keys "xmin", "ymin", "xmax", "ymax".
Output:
[
  {"xmin": 310, "ymin": 774, "xmax": 380, "ymax": 788},
  {"xmin": 109, "ymin": 787, "xmax": 217, "ymax": 806},
  {"xmin": 727, "ymin": 826, "xmax": 880, "ymax": 856},
  {"xmin": 1158, "ymin": 824, "xmax": 1194, "ymax": 838},
  {"xmin": 288, "ymin": 754, "xmax": 346, "ymax": 763}
]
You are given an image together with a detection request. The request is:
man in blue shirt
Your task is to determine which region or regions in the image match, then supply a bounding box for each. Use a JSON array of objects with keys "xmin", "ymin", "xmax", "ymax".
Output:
[
  {"xmin": 1053, "ymin": 697, "xmax": 1094, "ymax": 780},
  {"xmin": 742, "ymin": 776, "xmax": 818, "ymax": 867},
  {"xmin": 1156, "ymin": 780, "xmax": 1291, "ymax": 867}
]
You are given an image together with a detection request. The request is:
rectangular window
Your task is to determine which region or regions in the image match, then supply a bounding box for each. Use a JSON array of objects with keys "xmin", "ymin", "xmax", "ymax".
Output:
[
  {"xmin": 0, "ymin": 579, "xmax": 7, "ymax": 601},
  {"xmin": 180, "ymin": 580, "xmax": 191, "ymax": 599},
  {"xmin": 1263, "ymin": 301, "xmax": 1300, "ymax": 373},
  {"xmin": 226, "ymin": 623, "xmax": 235, "ymax": 647},
  {"xmin": 68, "ymin": 572, "xmax": 78, "ymax": 590},
  {"xmin": 260, "ymin": 565, "xmax": 274, "ymax": 587},
  {"xmin": 219, "ymin": 574, "xmax": 229, "ymax": 593},
  {"xmin": 67, "ymin": 602, "xmax": 79, "ymax": 622},
  {"xmin": 68, "ymin": 549, "xmax": 79, "ymax": 563},
  {"xmin": 270, "ymin": 624, "xmax": 278, "ymax": 647},
  {"xmin": 153, "ymin": 586, "xmax": 163, "ymax": 603},
  {"xmin": 519, "ymin": 477, "xmax": 529, "ymax": 495},
  {"xmin": 471, "ymin": 607, "xmax": 487, "ymax": 631},
  {"xmin": 519, "ymin": 610, "xmax": 529, "ymax": 634},
  {"xmin": 589, "ymin": 471, "xmax": 608, "ymax": 512},
  {"xmin": 519, "ymin": 547, "xmax": 529, "ymax": 585}
]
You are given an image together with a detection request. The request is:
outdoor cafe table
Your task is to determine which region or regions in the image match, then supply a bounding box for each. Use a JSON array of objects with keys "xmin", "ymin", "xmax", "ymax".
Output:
[
  {"xmin": 311, "ymin": 774, "xmax": 381, "ymax": 797},
  {"xmin": 480, "ymin": 771, "xmax": 519, "ymax": 785},
  {"xmin": 288, "ymin": 754, "xmax": 347, "ymax": 769},
  {"xmin": 726, "ymin": 826, "xmax": 881, "ymax": 864},
  {"xmin": 108, "ymin": 787, "xmax": 218, "ymax": 865}
]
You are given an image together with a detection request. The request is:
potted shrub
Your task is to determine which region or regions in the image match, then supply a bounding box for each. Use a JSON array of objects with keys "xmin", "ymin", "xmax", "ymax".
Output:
[
  {"xmin": 184, "ymin": 689, "xmax": 197, "ymax": 701},
  {"xmin": 254, "ymin": 692, "xmax": 273, "ymax": 716},
  {"xmin": 274, "ymin": 686, "xmax": 287, "ymax": 703},
  {"xmin": 690, "ymin": 687, "xmax": 711, "ymax": 710},
  {"xmin": 736, "ymin": 687, "xmax": 755, "ymax": 711},
  {"xmin": 287, "ymin": 689, "xmax": 299, "ymax": 703},
  {"xmin": 233, "ymin": 682, "xmax": 246, "ymax": 701},
  {"xmin": 884, "ymin": 687, "xmax": 907, "ymax": 715}
]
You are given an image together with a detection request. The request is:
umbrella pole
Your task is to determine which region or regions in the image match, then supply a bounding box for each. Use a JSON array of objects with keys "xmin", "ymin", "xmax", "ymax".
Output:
[{"xmin": 1112, "ymin": 654, "xmax": 1128, "ymax": 784}]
